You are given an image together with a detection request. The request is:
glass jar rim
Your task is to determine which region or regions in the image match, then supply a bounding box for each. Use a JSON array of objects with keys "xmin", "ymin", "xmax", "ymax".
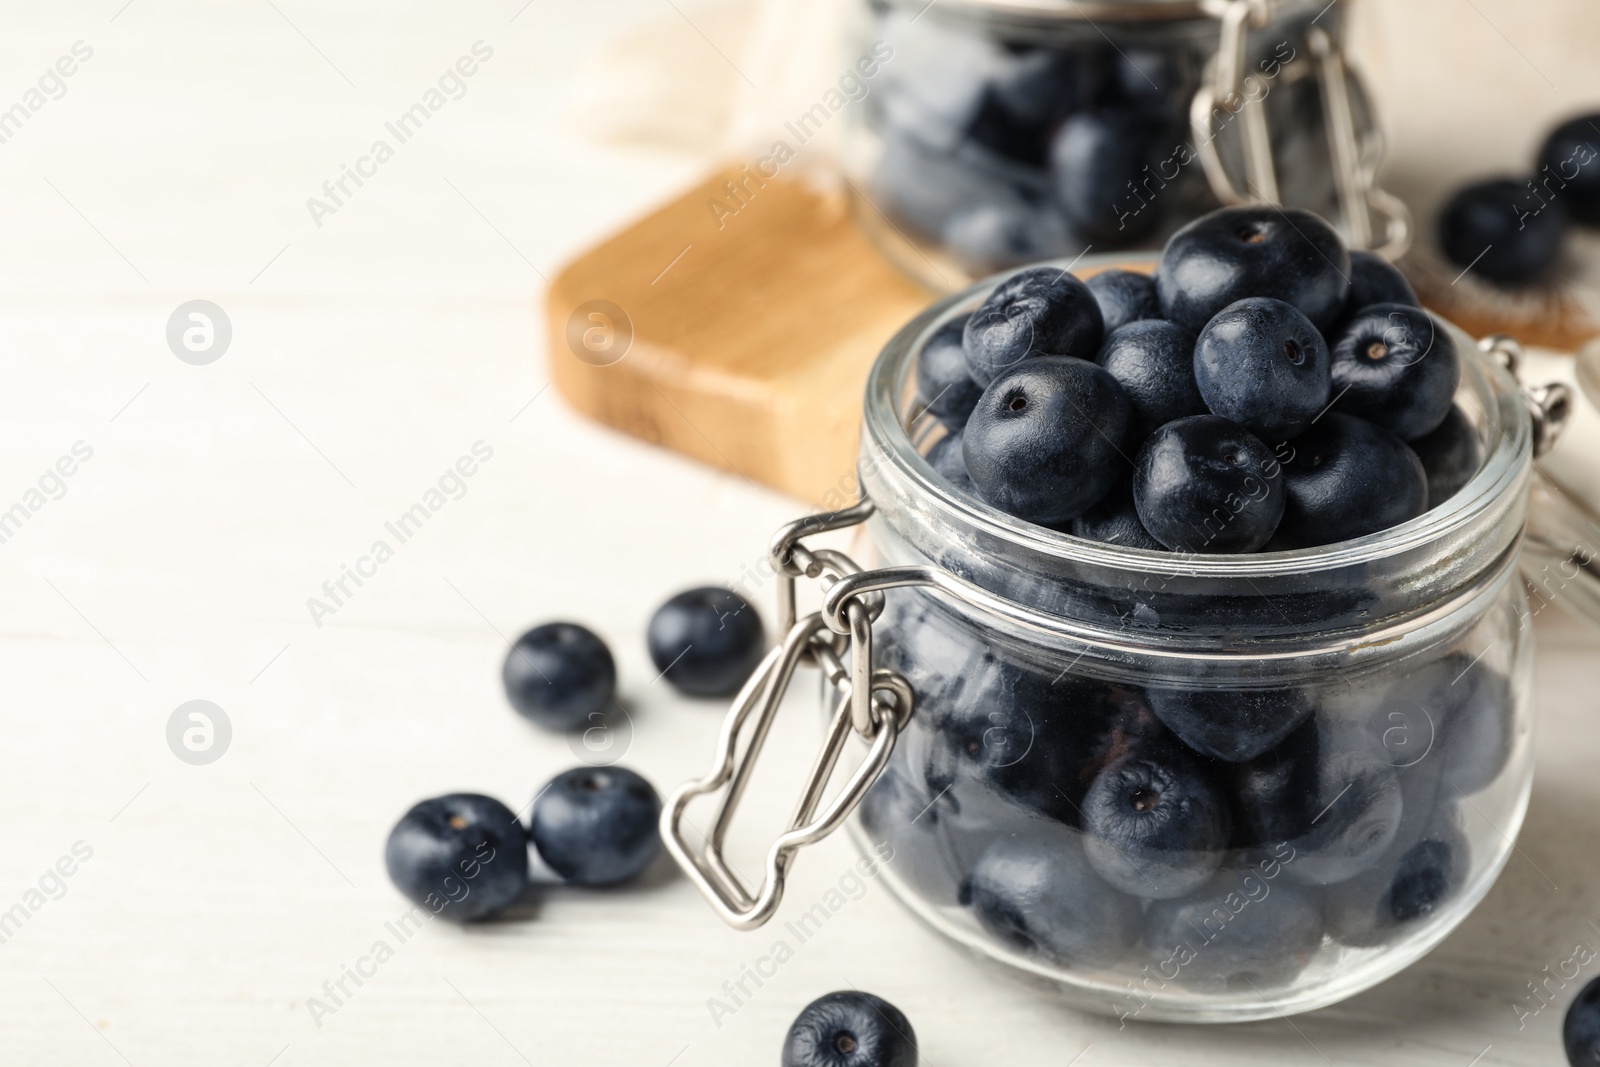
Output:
[{"xmin": 857, "ymin": 254, "xmax": 1533, "ymax": 644}]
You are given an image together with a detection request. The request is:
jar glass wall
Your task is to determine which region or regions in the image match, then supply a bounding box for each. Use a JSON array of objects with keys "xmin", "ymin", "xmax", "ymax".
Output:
[
  {"xmin": 848, "ymin": 0, "xmax": 1378, "ymax": 288},
  {"xmin": 845, "ymin": 258, "xmax": 1536, "ymax": 1022}
]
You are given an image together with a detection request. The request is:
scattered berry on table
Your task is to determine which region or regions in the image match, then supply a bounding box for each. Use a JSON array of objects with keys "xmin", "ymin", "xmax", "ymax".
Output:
[
  {"xmin": 384, "ymin": 794, "xmax": 529, "ymax": 922},
  {"xmin": 529, "ymin": 766, "xmax": 663, "ymax": 887},
  {"xmin": 1565, "ymin": 974, "xmax": 1600, "ymax": 1067},
  {"xmin": 503, "ymin": 622, "xmax": 616, "ymax": 732},
  {"xmin": 647, "ymin": 586, "xmax": 766, "ymax": 698},
  {"xmin": 782, "ymin": 990, "xmax": 918, "ymax": 1067},
  {"xmin": 1537, "ymin": 112, "xmax": 1600, "ymax": 227},
  {"xmin": 1438, "ymin": 178, "xmax": 1565, "ymax": 286}
]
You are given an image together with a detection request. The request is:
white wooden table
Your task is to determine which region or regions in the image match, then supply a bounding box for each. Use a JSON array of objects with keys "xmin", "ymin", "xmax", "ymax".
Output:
[{"xmin": 1, "ymin": 2, "xmax": 1598, "ymax": 1064}]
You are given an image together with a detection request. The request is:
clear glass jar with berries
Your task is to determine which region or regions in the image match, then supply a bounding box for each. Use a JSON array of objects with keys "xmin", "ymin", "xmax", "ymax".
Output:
[
  {"xmin": 847, "ymin": 0, "xmax": 1410, "ymax": 287},
  {"xmin": 664, "ymin": 206, "xmax": 1583, "ymax": 1022}
]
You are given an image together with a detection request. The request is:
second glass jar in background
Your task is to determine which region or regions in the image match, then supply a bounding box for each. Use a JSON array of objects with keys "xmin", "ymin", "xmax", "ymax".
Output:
[{"xmin": 849, "ymin": 0, "xmax": 1405, "ymax": 287}]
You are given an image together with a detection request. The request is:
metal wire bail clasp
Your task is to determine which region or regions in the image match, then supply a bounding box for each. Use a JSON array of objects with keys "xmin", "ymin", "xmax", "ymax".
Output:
[
  {"xmin": 659, "ymin": 498, "xmax": 915, "ymax": 930},
  {"xmin": 1190, "ymin": 0, "xmax": 1411, "ymax": 257}
]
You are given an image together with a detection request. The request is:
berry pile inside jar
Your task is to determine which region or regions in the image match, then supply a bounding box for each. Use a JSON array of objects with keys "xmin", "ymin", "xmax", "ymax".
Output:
[{"xmin": 919, "ymin": 205, "xmax": 1480, "ymax": 552}]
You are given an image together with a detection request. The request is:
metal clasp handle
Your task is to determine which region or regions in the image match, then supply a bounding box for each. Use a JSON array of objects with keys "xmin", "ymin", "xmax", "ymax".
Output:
[
  {"xmin": 1190, "ymin": 0, "xmax": 1411, "ymax": 257},
  {"xmin": 660, "ymin": 499, "xmax": 915, "ymax": 930},
  {"xmin": 1481, "ymin": 334, "xmax": 1574, "ymax": 459}
]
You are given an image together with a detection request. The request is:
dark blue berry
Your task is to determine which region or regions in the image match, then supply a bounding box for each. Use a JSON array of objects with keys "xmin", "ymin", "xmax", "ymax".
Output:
[
  {"xmin": 1070, "ymin": 475, "xmax": 1164, "ymax": 550},
  {"xmin": 922, "ymin": 655, "xmax": 1132, "ymax": 828},
  {"xmin": 529, "ymin": 766, "xmax": 662, "ymax": 887},
  {"xmin": 1330, "ymin": 304, "xmax": 1461, "ymax": 440},
  {"xmin": 1144, "ymin": 872, "xmax": 1323, "ymax": 989},
  {"xmin": 961, "ymin": 831, "xmax": 1141, "ymax": 967},
  {"xmin": 1277, "ymin": 413, "xmax": 1427, "ymax": 546},
  {"xmin": 1429, "ymin": 652, "xmax": 1515, "ymax": 796},
  {"xmin": 385, "ymin": 794, "xmax": 529, "ymax": 921},
  {"xmin": 1324, "ymin": 820, "xmax": 1468, "ymax": 946},
  {"xmin": 942, "ymin": 201, "xmax": 1076, "ymax": 275},
  {"xmin": 1156, "ymin": 205, "xmax": 1351, "ymax": 332},
  {"xmin": 1565, "ymin": 976, "xmax": 1600, "ymax": 1067},
  {"xmin": 990, "ymin": 47, "xmax": 1105, "ymax": 131},
  {"xmin": 1114, "ymin": 45, "xmax": 1190, "ymax": 105},
  {"xmin": 1409, "ymin": 405, "xmax": 1482, "ymax": 509},
  {"xmin": 963, "ymin": 355, "xmax": 1129, "ymax": 525},
  {"xmin": 872, "ymin": 131, "xmax": 1047, "ymax": 246},
  {"xmin": 1194, "ymin": 297, "xmax": 1331, "ymax": 441},
  {"xmin": 1229, "ymin": 715, "xmax": 1322, "ymax": 849},
  {"xmin": 916, "ymin": 315, "xmax": 983, "ymax": 429},
  {"xmin": 1082, "ymin": 743, "xmax": 1230, "ymax": 898},
  {"xmin": 925, "ymin": 430, "xmax": 975, "ymax": 495},
  {"xmin": 1097, "ymin": 319, "xmax": 1205, "ymax": 439},
  {"xmin": 1538, "ymin": 113, "xmax": 1600, "ymax": 226},
  {"xmin": 647, "ymin": 587, "xmax": 765, "ymax": 698},
  {"xmin": 1049, "ymin": 106, "xmax": 1172, "ymax": 244},
  {"xmin": 1349, "ymin": 649, "xmax": 1507, "ymax": 800},
  {"xmin": 1280, "ymin": 748, "xmax": 1403, "ymax": 886},
  {"xmin": 503, "ymin": 623, "xmax": 616, "ymax": 731},
  {"xmin": 969, "ymin": 48, "xmax": 1098, "ymax": 166},
  {"xmin": 1148, "ymin": 685, "xmax": 1315, "ymax": 763},
  {"xmin": 782, "ymin": 990, "xmax": 918, "ymax": 1067},
  {"xmin": 858, "ymin": 765, "xmax": 983, "ymax": 906},
  {"xmin": 1132, "ymin": 415, "xmax": 1285, "ymax": 553},
  {"xmin": 1438, "ymin": 178, "xmax": 1565, "ymax": 285},
  {"xmin": 1086, "ymin": 269, "xmax": 1160, "ymax": 333},
  {"xmin": 962, "ymin": 267, "xmax": 1104, "ymax": 385},
  {"xmin": 1341, "ymin": 249, "xmax": 1419, "ymax": 317}
]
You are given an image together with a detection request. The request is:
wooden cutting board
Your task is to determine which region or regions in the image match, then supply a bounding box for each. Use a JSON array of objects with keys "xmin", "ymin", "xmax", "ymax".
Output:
[
  {"xmin": 544, "ymin": 166, "xmax": 933, "ymax": 506},
  {"xmin": 544, "ymin": 168, "xmax": 1155, "ymax": 505},
  {"xmin": 1403, "ymin": 244, "xmax": 1600, "ymax": 352}
]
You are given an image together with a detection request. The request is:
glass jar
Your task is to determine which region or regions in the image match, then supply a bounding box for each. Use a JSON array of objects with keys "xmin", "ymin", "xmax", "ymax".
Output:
[
  {"xmin": 661, "ymin": 254, "xmax": 1575, "ymax": 1023},
  {"xmin": 847, "ymin": 0, "xmax": 1409, "ymax": 288}
]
